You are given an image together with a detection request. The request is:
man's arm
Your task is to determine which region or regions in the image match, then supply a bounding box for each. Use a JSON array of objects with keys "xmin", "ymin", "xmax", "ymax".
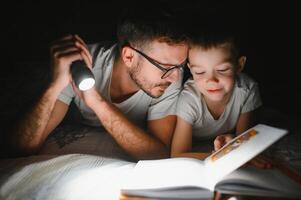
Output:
[
  {"xmin": 10, "ymin": 87, "xmax": 68, "ymax": 155},
  {"xmin": 80, "ymin": 88, "xmax": 173, "ymax": 160},
  {"xmin": 9, "ymin": 35, "xmax": 93, "ymax": 155}
]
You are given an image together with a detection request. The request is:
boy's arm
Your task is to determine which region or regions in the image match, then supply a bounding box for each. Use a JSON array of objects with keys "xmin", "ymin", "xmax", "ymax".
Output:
[
  {"xmin": 171, "ymin": 116, "xmax": 210, "ymax": 159},
  {"xmin": 171, "ymin": 116, "xmax": 200, "ymax": 158},
  {"xmin": 213, "ymin": 110, "xmax": 257, "ymax": 151},
  {"xmin": 236, "ymin": 110, "xmax": 256, "ymax": 135}
]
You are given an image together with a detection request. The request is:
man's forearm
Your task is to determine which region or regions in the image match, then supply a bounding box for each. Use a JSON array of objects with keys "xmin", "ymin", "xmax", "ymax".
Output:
[
  {"xmin": 90, "ymin": 98, "xmax": 169, "ymax": 160},
  {"xmin": 11, "ymin": 83, "xmax": 62, "ymax": 154}
]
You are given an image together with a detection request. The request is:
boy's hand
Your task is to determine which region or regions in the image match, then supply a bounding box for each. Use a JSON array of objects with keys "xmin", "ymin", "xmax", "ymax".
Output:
[{"xmin": 213, "ymin": 134, "xmax": 233, "ymax": 151}]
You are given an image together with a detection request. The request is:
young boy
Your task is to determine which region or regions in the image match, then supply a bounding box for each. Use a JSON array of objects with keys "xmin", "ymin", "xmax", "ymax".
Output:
[{"xmin": 171, "ymin": 29, "xmax": 262, "ymax": 160}]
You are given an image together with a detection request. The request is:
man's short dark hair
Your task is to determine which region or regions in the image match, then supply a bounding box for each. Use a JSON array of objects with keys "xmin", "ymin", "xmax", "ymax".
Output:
[{"xmin": 117, "ymin": 6, "xmax": 187, "ymax": 49}]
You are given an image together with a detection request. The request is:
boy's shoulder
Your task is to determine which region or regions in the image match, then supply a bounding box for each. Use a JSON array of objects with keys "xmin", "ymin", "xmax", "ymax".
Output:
[
  {"xmin": 181, "ymin": 78, "xmax": 200, "ymax": 97},
  {"xmin": 236, "ymin": 73, "xmax": 259, "ymax": 91}
]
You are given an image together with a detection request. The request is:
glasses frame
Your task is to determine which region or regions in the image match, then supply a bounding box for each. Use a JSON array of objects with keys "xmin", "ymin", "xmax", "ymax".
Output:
[{"xmin": 126, "ymin": 44, "xmax": 187, "ymax": 79}]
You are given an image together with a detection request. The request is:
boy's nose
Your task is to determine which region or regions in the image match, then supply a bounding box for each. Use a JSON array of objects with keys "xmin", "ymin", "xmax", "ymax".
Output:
[{"xmin": 206, "ymin": 73, "xmax": 219, "ymax": 83}]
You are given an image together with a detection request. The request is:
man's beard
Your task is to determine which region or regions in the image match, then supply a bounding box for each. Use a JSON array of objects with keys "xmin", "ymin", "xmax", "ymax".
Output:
[{"xmin": 129, "ymin": 60, "xmax": 170, "ymax": 98}]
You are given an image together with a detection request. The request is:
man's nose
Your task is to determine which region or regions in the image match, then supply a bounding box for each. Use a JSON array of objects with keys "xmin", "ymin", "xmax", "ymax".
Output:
[{"xmin": 165, "ymin": 68, "xmax": 180, "ymax": 83}]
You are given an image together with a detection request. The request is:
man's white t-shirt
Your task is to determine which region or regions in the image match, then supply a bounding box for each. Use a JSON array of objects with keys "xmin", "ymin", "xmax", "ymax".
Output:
[
  {"xmin": 176, "ymin": 73, "xmax": 262, "ymax": 140},
  {"xmin": 58, "ymin": 42, "xmax": 182, "ymax": 129}
]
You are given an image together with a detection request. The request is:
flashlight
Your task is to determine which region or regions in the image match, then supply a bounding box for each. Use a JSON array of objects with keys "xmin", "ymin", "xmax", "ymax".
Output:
[{"xmin": 70, "ymin": 60, "xmax": 95, "ymax": 91}]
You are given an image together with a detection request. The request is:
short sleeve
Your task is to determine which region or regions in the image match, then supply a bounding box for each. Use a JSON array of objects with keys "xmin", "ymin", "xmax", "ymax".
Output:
[
  {"xmin": 57, "ymin": 84, "xmax": 75, "ymax": 105},
  {"xmin": 241, "ymin": 83, "xmax": 262, "ymax": 113},
  {"xmin": 176, "ymin": 88, "xmax": 200, "ymax": 125}
]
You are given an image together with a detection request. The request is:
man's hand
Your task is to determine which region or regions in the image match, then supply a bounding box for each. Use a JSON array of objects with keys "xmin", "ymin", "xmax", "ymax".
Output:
[
  {"xmin": 213, "ymin": 134, "xmax": 234, "ymax": 151},
  {"xmin": 50, "ymin": 34, "xmax": 92, "ymax": 90},
  {"xmin": 72, "ymin": 83, "xmax": 103, "ymax": 109}
]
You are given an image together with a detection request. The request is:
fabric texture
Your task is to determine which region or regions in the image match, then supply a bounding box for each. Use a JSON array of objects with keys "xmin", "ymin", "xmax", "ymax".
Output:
[{"xmin": 176, "ymin": 73, "xmax": 262, "ymax": 140}]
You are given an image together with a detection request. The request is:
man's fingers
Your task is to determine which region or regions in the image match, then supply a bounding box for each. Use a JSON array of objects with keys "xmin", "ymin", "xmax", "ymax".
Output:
[
  {"xmin": 75, "ymin": 34, "xmax": 89, "ymax": 50},
  {"xmin": 51, "ymin": 41, "xmax": 78, "ymax": 54},
  {"xmin": 55, "ymin": 50, "xmax": 83, "ymax": 65},
  {"xmin": 52, "ymin": 46, "xmax": 79, "ymax": 58},
  {"xmin": 52, "ymin": 34, "xmax": 73, "ymax": 45},
  {"xmin": 71, "ymin": 81, "xmax": 83, "ymax": 99},
  {"xmin": 50, "ymin": 35, "xmax": 92, "ymax": 68},
  {"xmin": 73, "ymin": 41, "xmax": 92, "ymax": 68},
  {"xmin": 74, "ymin": 35, "xmax": 93, "ymax": 65},
  {"xmin": 79, "ymin": 49, "xmax": 93, "ymax": 70},
  {"xmin": 50, "ymin": 35, "xmax": 74, "ymax": 54}
]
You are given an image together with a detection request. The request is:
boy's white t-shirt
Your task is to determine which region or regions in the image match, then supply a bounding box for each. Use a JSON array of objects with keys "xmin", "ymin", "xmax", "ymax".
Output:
[
  {"xmin": 176, "ymin": 73, "xmax": 262, "ymax": 140},
  {"xmin": 58, "ymin": 42, "xmax": 182, "ymax": 129}
]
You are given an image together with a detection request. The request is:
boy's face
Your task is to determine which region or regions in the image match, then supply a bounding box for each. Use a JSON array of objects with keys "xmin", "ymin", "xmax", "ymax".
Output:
[
  {"xmin": 188, "ymin": 46, "xmax": 237, "ymax": 104},
  {"xmin": 128, "ymin": 40, "xmax": 188, "ymax": 98}
]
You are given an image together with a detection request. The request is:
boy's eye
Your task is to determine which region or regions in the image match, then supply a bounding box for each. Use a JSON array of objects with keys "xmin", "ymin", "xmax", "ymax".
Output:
[
  {"xmin": 195, "ymin": 72, "xmax": 205, "ymax": 75},
  {"xmin": 217, "ymin": 68, "xmax": 230, "ymax": 72}
]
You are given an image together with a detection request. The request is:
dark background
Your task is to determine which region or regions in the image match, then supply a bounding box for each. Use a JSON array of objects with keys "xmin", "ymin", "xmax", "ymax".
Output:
[{"xmin": 1, "ymin": 1, "xmax": 300, "ymax": 136}]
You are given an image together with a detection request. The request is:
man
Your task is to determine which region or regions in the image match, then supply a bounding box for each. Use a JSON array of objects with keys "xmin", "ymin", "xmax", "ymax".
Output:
[{"xmin": 10, "ymin": 8, "xmax": 188, "ymax": 160}]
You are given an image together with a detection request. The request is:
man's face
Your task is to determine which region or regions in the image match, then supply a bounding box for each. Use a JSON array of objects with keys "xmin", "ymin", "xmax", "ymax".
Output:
[{"xmin": 129, "ymin": 40, "xmax": 188, "ymax": 98}]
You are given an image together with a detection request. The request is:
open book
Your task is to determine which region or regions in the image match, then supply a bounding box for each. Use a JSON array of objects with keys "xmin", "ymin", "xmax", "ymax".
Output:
[{"xmin": 121, "ymin": 124, "xmax": 301, "ymax": 199}]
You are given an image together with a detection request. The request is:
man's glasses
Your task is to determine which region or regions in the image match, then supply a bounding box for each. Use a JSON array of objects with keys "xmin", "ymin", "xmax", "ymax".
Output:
[{"xmin": 126, "ymin": 45, "xmax": 187, "ymax": 79}]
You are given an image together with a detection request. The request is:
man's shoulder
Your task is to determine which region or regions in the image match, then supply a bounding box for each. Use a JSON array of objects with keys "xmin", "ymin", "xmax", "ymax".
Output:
[
  {"xmin": 88, "ymin": 41, "xmax": 115, "ymax": 51},
  {"xmin": 88, "ymin": 41, "xmax": 117, "ymax": 65}
]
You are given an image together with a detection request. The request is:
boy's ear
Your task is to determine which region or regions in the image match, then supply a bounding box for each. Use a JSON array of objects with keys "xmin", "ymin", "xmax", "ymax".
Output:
[
  {"xmin": 121, "ymin": 46, "xmax": 135, "ymax": 68},
  {"xmin": 237, "ymin": 56, "xmax": 247, "ymax": 73}
]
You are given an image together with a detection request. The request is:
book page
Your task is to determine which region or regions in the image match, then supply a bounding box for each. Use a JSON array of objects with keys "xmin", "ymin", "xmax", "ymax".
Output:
[
  {"xmin": 122, "ymin": 157, "xmax": 211, "ymax": 191},
  {"xmin": 203, "ymin": 124, "xmax": 288, "ymax": 189},
  {"xmin": 216, "ymin": 166, "xmax": 301, "ymax": 198},
  {"xmin": 123, "ymin": 187, "xmax": 214, "ymax": 200}
]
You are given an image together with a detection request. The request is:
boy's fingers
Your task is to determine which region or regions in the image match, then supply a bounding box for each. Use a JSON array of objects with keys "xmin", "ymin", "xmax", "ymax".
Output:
[
  {"xmin": 214, "ymin": 137, "xmax": 224, "ymax": 151},
  {"xmin": 225, "ymin": 134, "xmax": 233, "ymax": 143}
]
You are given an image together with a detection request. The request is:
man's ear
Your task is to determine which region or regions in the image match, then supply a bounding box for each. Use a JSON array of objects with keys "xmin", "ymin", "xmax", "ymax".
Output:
[
  {"xmin": 237, "ymin": 56, "xmax": 247, "ymax": 73},
  {"xmin": 121, "ymin": 46, "xmax": 135, "ymax": 68}
]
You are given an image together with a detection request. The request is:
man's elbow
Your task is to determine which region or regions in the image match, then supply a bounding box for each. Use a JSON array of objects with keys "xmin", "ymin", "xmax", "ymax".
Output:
[{"xmin": 9, "ymin": 137, "xmax": 41, "ymax": 156}]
